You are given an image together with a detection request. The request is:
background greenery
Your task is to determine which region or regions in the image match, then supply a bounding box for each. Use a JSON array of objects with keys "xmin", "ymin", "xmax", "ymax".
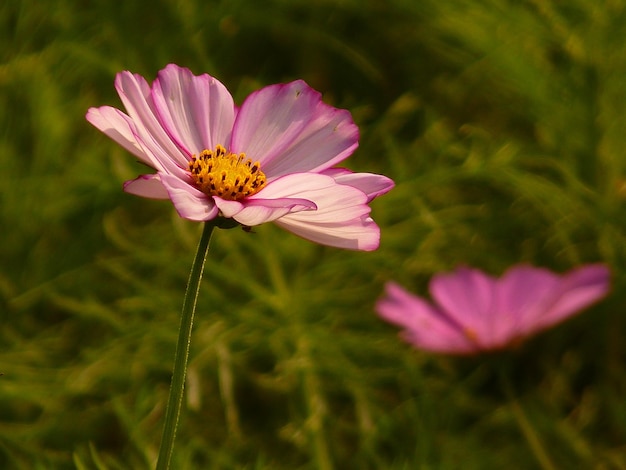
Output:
[{"xmin": 1, "ymin": 0, "xmax": 625, "ymax": 468}]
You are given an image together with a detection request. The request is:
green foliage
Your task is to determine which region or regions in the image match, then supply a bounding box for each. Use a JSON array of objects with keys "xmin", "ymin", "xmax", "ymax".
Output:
[{"xmin": 1, "ymin": 0, "xmax": 626, "ymax": 468}]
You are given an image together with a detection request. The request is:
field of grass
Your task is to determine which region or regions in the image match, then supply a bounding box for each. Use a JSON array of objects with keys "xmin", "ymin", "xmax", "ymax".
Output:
[{"xmin": 2, "ymin": 0, "xmax": 626, "ymax": 468}]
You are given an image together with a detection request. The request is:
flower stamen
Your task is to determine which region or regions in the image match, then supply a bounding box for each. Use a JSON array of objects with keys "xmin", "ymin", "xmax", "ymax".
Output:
[{"xmin": 188, "ymin": 145, "xmax": 266, "ymax": 200}]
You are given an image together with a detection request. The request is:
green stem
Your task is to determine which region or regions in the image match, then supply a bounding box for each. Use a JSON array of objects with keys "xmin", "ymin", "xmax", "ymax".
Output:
[{"xmin": 156, "ymin": 221, "xmax": 216, "ymax": 470}]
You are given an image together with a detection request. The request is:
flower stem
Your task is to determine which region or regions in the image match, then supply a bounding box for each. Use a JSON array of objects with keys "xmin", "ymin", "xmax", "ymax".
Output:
[{"xmin": 156, "ymin": 221, "xmax": 216, "ymax": 470}]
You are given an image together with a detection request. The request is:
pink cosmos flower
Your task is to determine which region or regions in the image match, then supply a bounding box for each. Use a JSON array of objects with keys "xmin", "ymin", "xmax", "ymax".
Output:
[
  {"xmin": 376, "ymin": 264, "xmax": 610, "ymax": 355},
  {"xmin": 86, "ymin": 64, "xmax": 394, "ymax": 250}
]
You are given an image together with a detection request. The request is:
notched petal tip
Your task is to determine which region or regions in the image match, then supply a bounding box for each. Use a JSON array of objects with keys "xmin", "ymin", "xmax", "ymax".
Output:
[{"xmin": 324, "ymin": 168, "xmax": 395, "ymax": 202}]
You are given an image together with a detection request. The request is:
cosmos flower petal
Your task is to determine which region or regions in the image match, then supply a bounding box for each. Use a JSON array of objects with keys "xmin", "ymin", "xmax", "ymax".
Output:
[
  {"xmin": 123, "ymin": 174, "xmax": 171, "ymax": 199},
  {"xmin": 322, "ymin": 168, "xmax": 395, "ymax": 202},
  {"xmin": 537, "ymin": 264, "xmax": 611, "ymax": 330},
  {"xmin": 212, "ymin": 174, "xmax": 327, "ymax": 227},
  {"xmin": 231, "ymin": 80, "xmax": 359, "ymax": 178},
  {"xmin": 213, "ymin": 194, "xmax": 314, "ymax": 223},
  {"xmin": 115, "ymin": 70, "xmax": 190, "ymax": 169},
  {"xmin": 277, "ymin": 215, "xmax": 380, "ymax": 251},
  {"xmin": 86, "ymin": 106, "xmax": 147, "ymax": 162},
  {"xmin": 159, "ymin": 173, "xmax": 219, "ymax": 221},
  {"xmin": 212, "ymin": 173, "xmax": 319, "ymax": 225},
  {"xmin": 429, "ymin": 267, "xmax": 497, "ymax": 346},
  {"xmin": 493, "ymin": 266, "xmax": 561, "ymax": 341},
  {"xmin": 151, "ymin": 64, "xmax": 235, "ymax": 154},
  {"xmin": 270, "ymin": 174, "xmax": 380, "ymax": 250},
  {"xmin": 376, "ymin": 283, "xmax": 476, "ymax": 354},
  {"xmin": 212, "ymin": 198, "xmax": 244, "ymax": 218},
  {"xmin": 228, "ymin": 197, "xmax": 316, "ymax": 227},
  {"xmin": 377, "ymin": 264, "xmax": 611, "ymax": 355},
  {"xmin": 264, "ymin": 173, "xmax": 369, "ymax": 222},
  {"xmin": 86, "ymin": 102, "xmax": 172, "ymax": 175}
]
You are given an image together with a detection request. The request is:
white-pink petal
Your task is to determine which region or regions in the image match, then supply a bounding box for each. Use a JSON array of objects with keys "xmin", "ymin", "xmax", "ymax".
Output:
[
  {"xmin": 266, "ymin": 173, "xmax": 368, "ymax": 222},
  {"xmin": 268, "ymin": 175, "xmax": 379, "ymax": 250},
  {"xmin": 230, "ymin": 197, "xmax": 316, "ymax": 226},
  {"xmin": 86, "ymin": 106, "xmax": 147, "ymax": 162},
  {"xmin": 212, "ymin": 193, "xmax": 315, "ymax": 225},
  {"xmin": 275, "ymin": 214, "xmax": 379, "ymax": 251},
  {"xmin": 212, "ymin": 198, "xmax": 244, "ymax": 219},
  {"xmin": 151, "ymin": 64, "xmax": 235, "ymax": 154},
  {"xmin": 215, "ymin": 173, "xmax": 324, "ymax": 226},
  {"xmin": 230, "ymin": 80, "xmax": 359, "ymax": 179},
  {"xmin": 115, "ymin": 71, "xmax": 190, "ymax": 170},
  {"xmin": 159, "ymin": 173, "xmax": 218, "ymax": 221},
  {"xmin": 123, "ymin": 174, "xmax": 170, "ymax": 199}
]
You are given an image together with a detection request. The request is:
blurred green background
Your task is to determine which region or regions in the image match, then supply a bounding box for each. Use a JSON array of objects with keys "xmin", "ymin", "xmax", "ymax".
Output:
[{"xmin": 2, "ymin": 0, "xmax": 626, "ymax": 468}]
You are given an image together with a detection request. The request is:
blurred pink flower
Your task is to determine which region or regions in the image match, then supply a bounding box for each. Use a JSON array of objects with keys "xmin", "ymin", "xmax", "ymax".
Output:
[
  {"xmin": 87, "ymin": 64, "xmax": 393, "ymax": 250},
  {"xmin": 376, "ymin": 264, "xmax": 610, "ymax": 354}
]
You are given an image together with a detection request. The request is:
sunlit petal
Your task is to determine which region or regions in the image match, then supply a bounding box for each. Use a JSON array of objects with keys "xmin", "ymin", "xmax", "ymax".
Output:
[
  {"xmin": 231, "ymin": 81, "xmax": 359, "ymax": 178},
  {"xmin": 152, "ymin": 64, "xmax": 235, "ymax": 154}
]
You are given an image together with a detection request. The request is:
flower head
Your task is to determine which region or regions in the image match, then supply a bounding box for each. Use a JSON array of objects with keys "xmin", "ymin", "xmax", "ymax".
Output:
[
  {"xmin": 87, "ymin": 64, "xmax": 393, "ymax": 250},
  {"xmin": 376, "ymin": 264, "xmax": 610, "ymax": 355}
]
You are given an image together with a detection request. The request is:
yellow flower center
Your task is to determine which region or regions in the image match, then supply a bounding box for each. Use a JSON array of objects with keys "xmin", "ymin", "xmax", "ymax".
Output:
[{"xmin": 188, "ymin": 145, "xmax": 266, "ymax": 201}]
